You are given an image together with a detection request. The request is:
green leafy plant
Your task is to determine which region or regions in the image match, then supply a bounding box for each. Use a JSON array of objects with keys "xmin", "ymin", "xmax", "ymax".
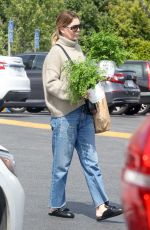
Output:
[
  {"xmin": 81, "ymin": 31, "xmax": 128, "ymax": 65},
  {"xmin": 65, "ymin": 59, "xmax": 105, "ymax": 104}
]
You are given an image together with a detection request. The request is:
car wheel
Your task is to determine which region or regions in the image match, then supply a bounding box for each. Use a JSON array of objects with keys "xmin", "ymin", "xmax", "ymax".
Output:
[
  {"xmin": 138, "ymin": 104, "xmax": 150, "ymax": 115},
  {"xmin": 109, "ymin": 105, "xmax": 129, "ymax": 115},
  {"xmin": 124, "ymin": 104, "xmax": 141, "ymax": 115},
  {"xmin": 8, "ymin": 107, "xmax": 26, "ymax": 113},
  {"xmin": 26, "ymin": 107, "xmax": 44, "ymax": 113},
  {"xmin": 0, "ymin": 107, "xmax": 5, "ymax": 112},
  {"xmin": 0, "ymin": 100, "xmax": 4, "ymax": 112}
]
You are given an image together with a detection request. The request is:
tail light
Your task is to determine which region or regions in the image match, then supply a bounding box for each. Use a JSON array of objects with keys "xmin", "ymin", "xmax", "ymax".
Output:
[
  {"xmin": 125, "ymin": 117, "xmax": 150, "ymax": 175},
  {"xmin": 146, "ymin": 63, "xmax": 150, "ymax": 90},
  {"xmin": 109, "ymin": 73, "xmax": 125, "ymax": 84},
  {"xmin": 0, "ymin": 62, "xmax": 6, "ymax": 70},
  {"xmin": 122, "ymin": 117, "xmax": 150, "ymax": 230}
]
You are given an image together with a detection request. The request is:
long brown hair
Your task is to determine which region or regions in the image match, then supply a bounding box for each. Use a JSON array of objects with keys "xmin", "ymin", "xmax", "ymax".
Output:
[{"xmin": 51, "ymin": 10, "xmax": 79, "ymax": 45}]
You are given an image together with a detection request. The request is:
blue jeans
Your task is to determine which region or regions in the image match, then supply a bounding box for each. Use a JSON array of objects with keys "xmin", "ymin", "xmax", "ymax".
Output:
[{"xmin": 49, "ymin": 105, "xmax": 109, "ymax": 208}]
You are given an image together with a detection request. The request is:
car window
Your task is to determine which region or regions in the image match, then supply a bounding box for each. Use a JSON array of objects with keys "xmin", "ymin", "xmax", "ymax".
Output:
[
  {"xmin": 32, "ymin": 55, "xmax": 46, "ymax": 70},
  {"xmin": 19, "ymin": 55, "xmax": 35, "ymax": 70},
  {"xmin": 119, "ymin": 63, "xmax": 143, "ymax": 78}
]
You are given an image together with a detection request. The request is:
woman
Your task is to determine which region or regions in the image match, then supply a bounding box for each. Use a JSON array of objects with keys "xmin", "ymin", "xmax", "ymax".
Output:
[{"xmin": 42, "ymin": 10, "xmax": 123, "ymax": 221}]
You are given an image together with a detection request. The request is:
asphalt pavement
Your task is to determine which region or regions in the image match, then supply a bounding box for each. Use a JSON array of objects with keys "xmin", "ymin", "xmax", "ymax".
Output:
[{"xmin": 0, "ymin": 111, "xmax": 148, "ymax": 230}]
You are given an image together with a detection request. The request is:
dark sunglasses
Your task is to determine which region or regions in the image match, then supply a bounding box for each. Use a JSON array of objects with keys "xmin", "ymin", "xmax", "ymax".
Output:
[{"xmin": 66, "ymin": 24, "xmax": 81, "ymax": 32}]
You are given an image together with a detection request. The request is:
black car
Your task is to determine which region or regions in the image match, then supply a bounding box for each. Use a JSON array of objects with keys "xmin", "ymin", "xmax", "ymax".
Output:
[
  {"xmin": 118, "ymin": 60, "xmax": 150, "ymax": 115},
  {"xmin": 5, "ymin": 52, "xmax": 141, "ymax": 114}
]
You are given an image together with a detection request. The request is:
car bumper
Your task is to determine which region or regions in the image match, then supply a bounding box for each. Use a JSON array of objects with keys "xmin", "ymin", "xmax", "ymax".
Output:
[
  {"xmin": 0, "ymin": 160, "xmax": 25, "ymax": 230},
  {"xmin": 140, "ymin": 92, "xmax": 150, "ymax": 104},
  {"xmin": 5, "ymin": 91, "xmax": 30, "ymax": 101},
  {"xmin": 0, "ymin": 77, "xmax": 30, "ymax": 99},
  {"xmin": 4, "ymin": 99, "xmax": 46, "ymax": 108},
  {"xmin": 105, "ymin": 91, "xmax": 140, "ymax": 106},
  {"xmin": 122, "ymin": 169, "xmax": 150, "ymax": 230}
]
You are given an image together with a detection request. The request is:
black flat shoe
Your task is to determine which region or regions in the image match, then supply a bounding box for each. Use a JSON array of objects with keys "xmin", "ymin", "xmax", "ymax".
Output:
[
  {"xmin": 105, "ymin": 204, "xmax": 123, "ymax": 212},
  {"xmin": 96, "ymin": 206, "xmax": 123, "ymax": 221},
  {"xmin": 48, "ymin": 207, "xmax": 75, "ymax": 218}
]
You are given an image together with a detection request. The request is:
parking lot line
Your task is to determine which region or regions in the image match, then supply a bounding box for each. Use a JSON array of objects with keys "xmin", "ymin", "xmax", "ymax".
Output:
[
  {"xmin": 0, "ymin": 118, "xmax": 132, "ymax": 139},
  {"xmin": 98, "ymin": 131, "xmax": 132, "ymax": 139},
  {"xmin": 0, "ymin": 118, "xmax": 50, "ymax": 130}
]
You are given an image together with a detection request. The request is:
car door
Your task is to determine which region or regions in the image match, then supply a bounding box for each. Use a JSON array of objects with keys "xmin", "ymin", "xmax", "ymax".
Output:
[
  {"xmin": 18, "ymin": 54, "xmax": 36, "ymax": 99},
  {"xmin": 30, "ymin": 54, "xmax": 46, "ymax": 100}
]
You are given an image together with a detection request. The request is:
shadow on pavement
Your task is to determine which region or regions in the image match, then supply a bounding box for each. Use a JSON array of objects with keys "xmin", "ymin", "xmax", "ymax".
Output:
[{"xmin": 67, "ymin": 201, "xmax": 125, "ymax": 224}]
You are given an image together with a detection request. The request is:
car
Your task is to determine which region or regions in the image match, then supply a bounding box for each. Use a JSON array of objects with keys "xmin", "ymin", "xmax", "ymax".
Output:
[
  {"xmin": 121, "ymin": 116, "xmax": 150, "ymax": 229},
  {"xmin": 101, "ymin": 68, "xmax": 140, "ymax": 113},
  {"xmin": 9, "ymin": 52, "xmax": 140, "ymax": 114},
  {"xmin": 9, "ymin": 52, "xmax": 47, "ymax": 113},
  {"xmin": 118, "ymin": 60, "xmax": 150, "ymax": 115},
  {"xmin": 0, "ymin": 55, "xmax": 31, "ymax": 112},
  {"xmin": 0, "ymin": 145, "xmax": 25, "ymax": 230}
]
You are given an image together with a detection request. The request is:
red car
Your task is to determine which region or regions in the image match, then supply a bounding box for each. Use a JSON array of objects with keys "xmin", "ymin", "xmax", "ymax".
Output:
[{"xmin": 122, "ymin": 116, "xmax": 150, "ymax": 230}]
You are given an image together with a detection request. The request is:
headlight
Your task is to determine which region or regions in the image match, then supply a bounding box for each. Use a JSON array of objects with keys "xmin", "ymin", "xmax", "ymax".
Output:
[{"xmin": 0, "ymin": 149, "xmax": 16, "ymax": 175}]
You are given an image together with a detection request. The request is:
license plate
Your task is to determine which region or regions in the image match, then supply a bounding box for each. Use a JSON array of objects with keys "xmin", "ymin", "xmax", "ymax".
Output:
[{"xmin": 124, "ymin": 80, "xmax": 135, "ymax": 88}]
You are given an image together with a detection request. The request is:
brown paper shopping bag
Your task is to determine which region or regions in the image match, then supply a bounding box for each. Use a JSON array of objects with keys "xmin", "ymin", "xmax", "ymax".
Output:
[{"xmin": 93, "ymin": 96, "xmax": 111, "ymax": 133}]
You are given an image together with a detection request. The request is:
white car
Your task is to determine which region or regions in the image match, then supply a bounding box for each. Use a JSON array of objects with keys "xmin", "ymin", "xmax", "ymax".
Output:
[
  {"xmin": 0, "ymin": 55, "xmax": 30, "ymax": 111},
  {"xmin": 0, "ymin": 145, "xmax": 25, "ymax": 230}
]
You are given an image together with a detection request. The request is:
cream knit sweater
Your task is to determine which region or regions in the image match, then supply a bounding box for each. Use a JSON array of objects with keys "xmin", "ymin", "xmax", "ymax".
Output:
[{"xmin": 42, "ymin": 36, "xmax": 85, "ymax": 117}]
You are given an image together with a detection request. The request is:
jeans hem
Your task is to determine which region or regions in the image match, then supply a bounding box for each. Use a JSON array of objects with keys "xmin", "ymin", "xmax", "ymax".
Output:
[
  {"xmin": 48, "ymin": 202, "xmax": 66, "ymax": 209},
  {"xmin": 95, "ymin": 200, "xmax": 109, "ymax": 208}
]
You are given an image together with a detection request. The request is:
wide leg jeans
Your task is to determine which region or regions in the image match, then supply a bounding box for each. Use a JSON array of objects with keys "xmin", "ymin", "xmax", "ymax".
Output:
[{"xmin": 49, "ymin": 105, "xmax": 109, "ymax": 208}]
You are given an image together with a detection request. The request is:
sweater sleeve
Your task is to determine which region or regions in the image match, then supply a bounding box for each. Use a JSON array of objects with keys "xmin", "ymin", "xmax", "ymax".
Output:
[{"xmin": 43, "ymin": 46, "xmax": 69, "ymax": 101}]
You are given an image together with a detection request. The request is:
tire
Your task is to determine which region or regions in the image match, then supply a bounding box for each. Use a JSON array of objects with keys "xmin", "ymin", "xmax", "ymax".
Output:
[
  {"xmin": 26, "ymin": 107, "xmax": 44, "ymax": 113},
  {"xmin": 0, "ymin": 107, "xmax": 5, "ymax": 112},
  {"xmin": 0, "ymin": 100, "xmax": 4, "ymax": 112},
  {"xmin": 109, "ymin": 105, "xmax": 129, "ymax": 115},
  {"xmin": 124, "ymin": 104, "xmax": 141, "ymax": 115},
  {"xmin": 8, "ymin": 107, "xmax": 26, "ymax": 113},
  {"xmin": 138, "ymin": 104, "xmax": 150, "ymax": 115}
]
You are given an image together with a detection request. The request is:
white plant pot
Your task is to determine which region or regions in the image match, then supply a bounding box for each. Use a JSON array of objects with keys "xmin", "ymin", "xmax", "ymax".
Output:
[{"xmin": 87, "ymin": 82, "xmax": 105, "ymax": 103}]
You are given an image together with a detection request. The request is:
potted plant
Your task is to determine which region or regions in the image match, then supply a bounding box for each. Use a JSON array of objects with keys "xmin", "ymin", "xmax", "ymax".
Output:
[{"xmin": 65, "ymin": 59, "xmax": 106, "ymax": 104}]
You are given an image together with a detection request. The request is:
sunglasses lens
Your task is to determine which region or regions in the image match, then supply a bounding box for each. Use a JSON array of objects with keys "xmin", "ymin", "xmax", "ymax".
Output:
[
  {"xmin": 66, "ymin": 24, "xmax": 81, "ymax": 32},
  {"xmin": 71, "ymin": 24, "xmax": 81, "ymax": 32}
]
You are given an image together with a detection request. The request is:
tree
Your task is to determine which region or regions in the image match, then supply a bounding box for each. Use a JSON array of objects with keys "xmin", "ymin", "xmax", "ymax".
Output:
[
  {"xmin": 140, "ymin": 0, "xmax": 150, "ymax": 18},
  {"xmin": 0, "ymin": 0, "xmax": 149, "ymax": 60},
  {"xmin": 0, "ymin": 0, "xmax": 64, "ymax": 54},
  {"xmin": 64, "ymin": 0, "xmax": 112, "ymax": 34},
  {"xmin": 126, "ymin": 38, "xmax": 150, "ymax": 60},
  {"xmin": 107, "ymin": 0, "xmax": 150, "ymax": 39},
  {"xmin": 107, "ymin": 0, "xmax": 150, "ymax": 59}
]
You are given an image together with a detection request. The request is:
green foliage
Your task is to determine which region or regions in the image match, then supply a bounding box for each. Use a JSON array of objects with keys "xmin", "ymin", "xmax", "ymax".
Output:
[
  {"xmin": 126, "ymin": 38, "xmax": 150, "ymax": 60},
  {"xmin": 64, "ymin": 0, "xmax": 110, "ymax": 34},
  {"xmin": 81, "ymin": 31, "xmax": 128, "ymax": 65},
  {"xmin": 108, "ymin": 0, "xmax": 150, "ymax": 40},
  {"xmin": 0, "ymin": 0, "xmax": 64, "ymax": 54},
  {"xmin": 0, "ymin": 0, "xmax": 149, "ymax": 60},
  {"xmin": 139, "ymin": 0, "xmax": 150, "ymax": 19},
  {"xmin": 65, "ymin": 59, "xmax": 105, "ymax": 104}
]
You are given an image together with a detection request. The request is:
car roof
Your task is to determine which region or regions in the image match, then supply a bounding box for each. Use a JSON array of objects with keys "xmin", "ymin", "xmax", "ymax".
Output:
[
  {"xmin": 124, "ymin": 60, "xmax": 150, "ymax": 63},
  {"xmin": 16, "ymin": 52, "xmax": 48, "ymax": 56},
  {"xmin": 0, "ymin": 55, "xmax": 24, "ymax": 64}
]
